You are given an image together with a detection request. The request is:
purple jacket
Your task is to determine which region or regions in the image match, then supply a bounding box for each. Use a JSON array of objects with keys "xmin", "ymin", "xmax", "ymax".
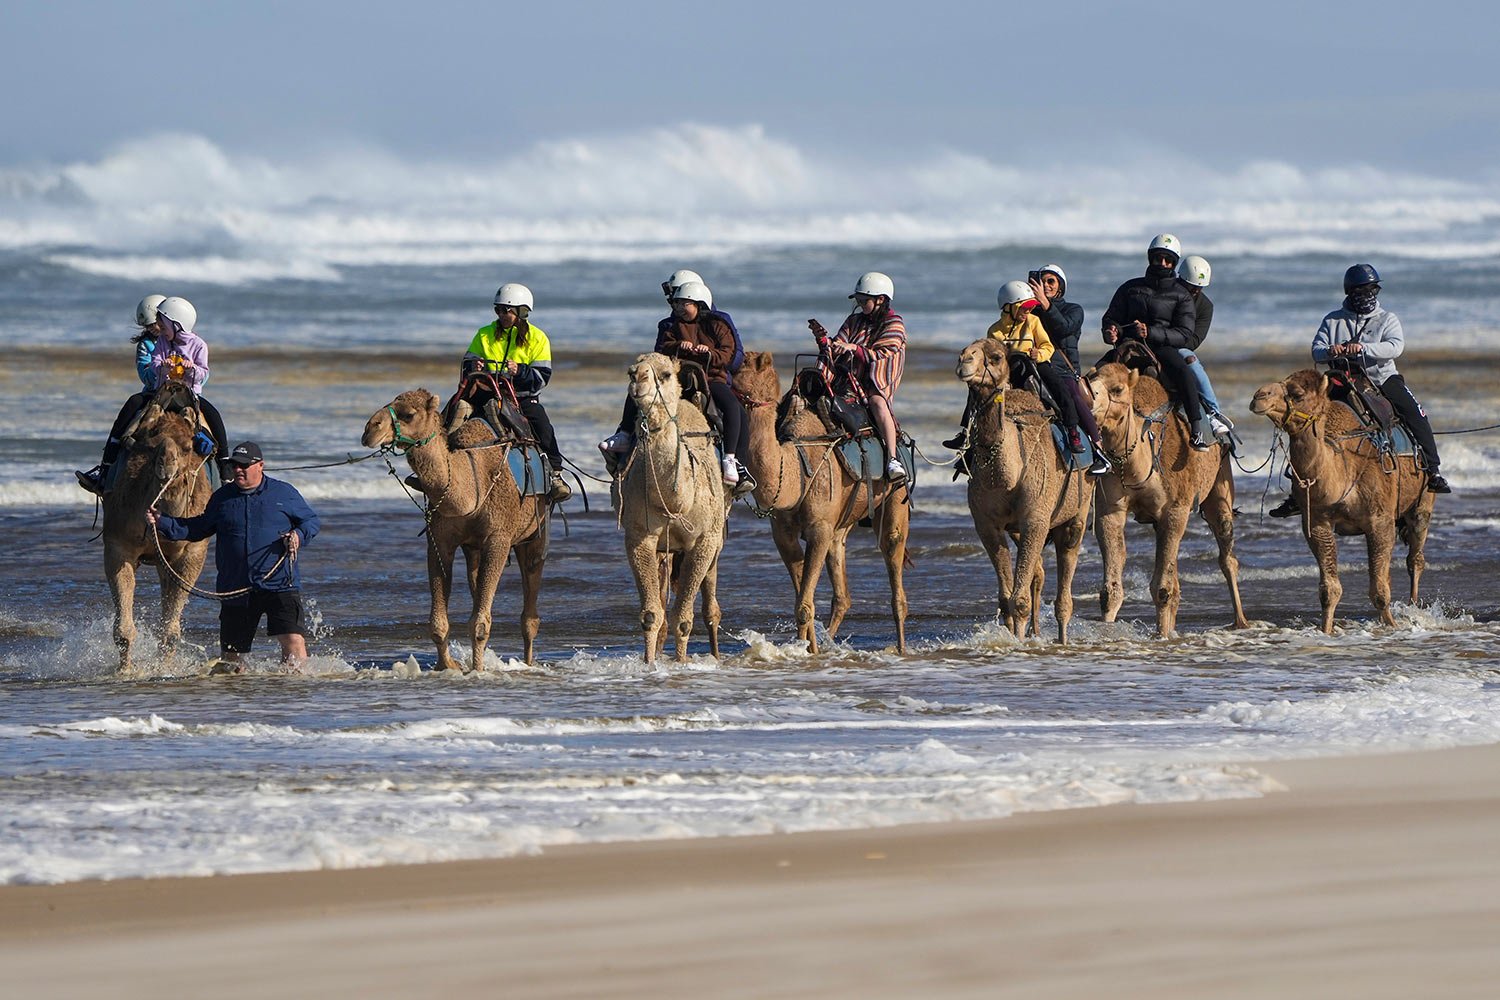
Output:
[{"xmin": 150, "ymin": 329, "xmax": 211, "ymax": 394}]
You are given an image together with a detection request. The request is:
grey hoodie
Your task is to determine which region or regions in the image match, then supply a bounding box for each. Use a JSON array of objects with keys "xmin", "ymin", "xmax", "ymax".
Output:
[{"xmin": 1310, "ymin": 303, "xmax": 1404, "ymax": 386}]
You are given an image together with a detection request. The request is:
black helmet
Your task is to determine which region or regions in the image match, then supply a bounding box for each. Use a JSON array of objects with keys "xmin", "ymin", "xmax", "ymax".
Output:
[{"xmin": 1343, "ymin": 263, "xmax": 1381, "ymax": 292}]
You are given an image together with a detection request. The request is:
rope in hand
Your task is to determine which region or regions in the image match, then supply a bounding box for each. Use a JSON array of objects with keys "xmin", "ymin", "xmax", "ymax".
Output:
[{"xmin": 1433, "ymin": 422, "xmax": 1500, "ymax": 435}]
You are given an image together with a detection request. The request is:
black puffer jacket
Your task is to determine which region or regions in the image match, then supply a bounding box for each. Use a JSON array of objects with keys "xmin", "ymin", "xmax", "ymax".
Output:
[
  {"xmin": 1036, "ymin": 297, "xmax": 1084, "ymax": 372},
  {"xmin": 1100, "ymin": 273, "xmax": 1199, "ymax": 350},
  {"xmin": 1186, "ymin": 289, "xmax": 1214, "ymax": 346}
]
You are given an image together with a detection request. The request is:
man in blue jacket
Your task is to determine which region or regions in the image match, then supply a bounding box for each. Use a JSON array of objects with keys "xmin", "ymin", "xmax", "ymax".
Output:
[{"xmin": 148, "ymin": 441, "xmax": 321, "ymax": 667}]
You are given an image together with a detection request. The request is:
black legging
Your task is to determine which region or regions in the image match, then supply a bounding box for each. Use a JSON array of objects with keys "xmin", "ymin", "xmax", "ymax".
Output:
[
  {"xmin": 1150, "ymin": 347, "xmax": 1203, "ymax": 426},
  {"xmin": 616, "ymin": 382, "xmax": 748, "ymax": 457},
  {"xmin": 1380, "ymin": 374, "xmax": 1441, "ymax": 471},
  {"xmin": 102, "ymin": 391, "xmax": 228, "ymax": 466}
]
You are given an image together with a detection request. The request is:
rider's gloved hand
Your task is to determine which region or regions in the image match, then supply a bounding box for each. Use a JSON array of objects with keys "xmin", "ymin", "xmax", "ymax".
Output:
[{"xmin": 461, "ymin": 357, "xmax": 485, "ymax": 375}]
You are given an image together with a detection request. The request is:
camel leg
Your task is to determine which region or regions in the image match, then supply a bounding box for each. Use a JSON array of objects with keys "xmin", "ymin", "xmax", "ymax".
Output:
[
  {"xmin": 1151, "ymin": 508, "xmax": 1190, "ymax": 638},
  {"xmin": 824, "ymin": 534, "xmax": 852, "ymax": 639},
  {"xmin": 699, "ymin": 551, "xmax": 722, "ymax": 659},
  {"xmin": 1028, "ymin": 561, "xmax": 1045, "ymax": 640},
  {"xmin": 874, "ymin": 497, "xmax": 910, "ymax": 653},
  {"xmin": 106, "ymin": 548, "xmax": 138, "ymax": 674},
  {"xmin": 1402, "ymin": 497, "xmax": 1433, "ymax": 604},
  {"xmin": 1052, "ymin": 515, "xmax": 1087, "ymax": 645},
  {"xmin": 1010, "ymin": 527, "xmax": 1049, "ymax": 642},
  {"xmin": 155, "ymin": 559, "xmax": 192, "ymax": 665},
  {"xmin": 1095, "ymin": 493, "xmax": 1128, "ymax": 623},
  {"xmin": 1305, "ymin": 519, "xmax": 1342, "ymax": 634},
  {"xmin": 428, "ymin": 539, "xmax": 461, "ymax": 672},
  {"xmin": 513, "ymin": 532, "xmax": 546, "ymax": 665},
  {"xmin": 626, "ymin": 535, "xmax": 667, "ymax": 663},
  {"xmin": 973, "ymin": 517, "xmax": 1014, "ymax": 629},
  {"xmin": 1365, "ymin": 525, "xmax": 1397, "ymax": 627},
  {"xmin": 795, "ymin": 522, "xmax": 836, "ymax": 653},
  {"xmin": 671, "ymin": 541, "xmax": 719, "ymax": 663},
  {"xmin": 1201, "ymin": 470, "xmax": 1249, "ymax": 629},
  {"xmin": 464, "ymin": 540, "xmax": 508, "ymax": 674}
]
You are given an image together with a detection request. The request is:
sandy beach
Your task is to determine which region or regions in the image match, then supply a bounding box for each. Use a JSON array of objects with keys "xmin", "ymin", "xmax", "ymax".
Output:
[{"xmin": 2, "ymin": 745, "xmax": 1496, "ymax": 999}]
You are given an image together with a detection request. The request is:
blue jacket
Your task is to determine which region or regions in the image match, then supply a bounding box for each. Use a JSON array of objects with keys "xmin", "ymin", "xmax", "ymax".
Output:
[
  {"xmin": 135, "ymin": 336, "xmax": 158, "ymax": 389},
  {"xmin": 156, "ymin": 476, "xmax": 320, "ymax": 600}
]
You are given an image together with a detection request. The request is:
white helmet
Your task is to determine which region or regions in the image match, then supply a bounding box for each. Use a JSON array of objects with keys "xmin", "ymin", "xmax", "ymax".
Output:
[
  {"xmin": 493, "ymin": 283, "xmax": 534, "ymax": 310},
  {"xmin": 998, "ymin": 280, "xmax": 1036, "ymax": 308},
  {"xmin": 1178, "ymin": 255, "xmax": 1212, "ymax": 288},
  {"xmin": 135, "ymin": 294, "xmax": 167, "ymax": 327},
  {"xmin": 671, "ymin": 280, "xmax": 713, "ymax": 310},
  {"xmin": 1148, "ymin": 233, "xmax": 1183, "ymax": 261},
  {"xmin": 850, "ymin": 271, "xmax": 894, "ymax": 300},
  {"xmin": 663, "ymin": 269, "xmax": 703, "ymax": 297},
  {"xmin": 156, "ymin": 296, "xmax": 197, "ymax": 332},
  {"xmin": 1036, "ymin": 264, "xmax": 1067, "ymax": 295}
]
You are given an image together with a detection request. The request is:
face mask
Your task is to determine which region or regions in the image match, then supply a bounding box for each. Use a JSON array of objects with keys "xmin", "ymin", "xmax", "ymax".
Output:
[
  {"xmin": 1147, "ymin": 263, "xmax": 1176, "ymax": 280},
  {"xmin": 1346, "ymin": 286, "xmax": 1380, "ymax": 314}
]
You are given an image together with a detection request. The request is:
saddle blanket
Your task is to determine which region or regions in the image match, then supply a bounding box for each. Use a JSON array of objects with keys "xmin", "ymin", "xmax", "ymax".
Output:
[
  {"xmin": 835, "ymin": 433, "xmax": 917, "ymax": 483},
  {"xmin": 1049, "ymin": 423, "xmax": 1098, "ymax": 471},
  {"xmin": 507, "ymin": 446, "xmax": 550, "ymax": 498}
]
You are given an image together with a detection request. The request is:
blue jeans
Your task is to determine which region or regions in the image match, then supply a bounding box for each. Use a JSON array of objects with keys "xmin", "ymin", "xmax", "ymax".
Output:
[{"xmin": 1179, "ymin": 349, "xmax": 1221, "ymax": 414}]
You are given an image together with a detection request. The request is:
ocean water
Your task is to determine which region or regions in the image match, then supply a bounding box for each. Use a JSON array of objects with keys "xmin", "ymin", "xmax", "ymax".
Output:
[{"xmin": 3, "ymin": 130, "xmax": 1500, "ymax": 885}]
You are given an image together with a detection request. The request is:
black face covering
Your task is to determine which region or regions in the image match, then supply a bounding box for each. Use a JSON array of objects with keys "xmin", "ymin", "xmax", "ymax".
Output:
[
  {"xmin": 1146, "ymin": 263, "xmax": 1177, "ymax": 280},
  {"xmin": 1345, "ymin": 285, "xmax": 1380, "ymax": 315}
]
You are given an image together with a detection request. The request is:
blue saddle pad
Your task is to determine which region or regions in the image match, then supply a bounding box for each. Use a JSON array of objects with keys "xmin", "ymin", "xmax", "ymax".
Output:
[
  {"xmin": 1376, "ymin": 424, "xmax": 1418, "ymax": 458},
  {"xmin": 1049, "ymin": 423, "xmax": 1096, "ymax": 471},
  {"xmin": 836, "ymin": 434, "xmax": 916, "ymax": 482},
  {"xmin": 507, "ymin": 446, "xmax": 549, "ymax": 497}
]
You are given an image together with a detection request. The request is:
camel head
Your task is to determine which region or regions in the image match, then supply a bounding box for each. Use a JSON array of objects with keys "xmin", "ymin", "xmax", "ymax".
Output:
[
  {"xmin": 1085, "ymin": 362, "xmax": 1141, "ymax": 428},
  {"xmin": 627, "ymin": 352, "xmax": 681, "ymax": 415},
  {"xmin": 363, "ymin": 388, "xmax": 442, "ymax": 450},
  {"xmin": 136, "ymin": 410, "xmax": 199, "ymax": 488},
  {"xmin": 1250, "ymin": 369, "xmax": 1330, "ymax": 434},
  {"xmin": 955, "ymin": 339, "xmax": 1010, "ymax": 389},
  {"xmin": 734, "ymin": 350, "xmax": 780, "ymax": 400}
]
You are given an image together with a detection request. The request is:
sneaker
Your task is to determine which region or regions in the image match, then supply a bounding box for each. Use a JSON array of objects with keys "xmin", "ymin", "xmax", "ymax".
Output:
[
  {"xmin": 598, "ymin": 431, "xmax": 632, "ymax": 455},
  {"xmin": 404, "ymin": 473, "xmax": 423, "ymax": 491},
  {"xmin": 1066, "ymin": 427, "xmax": 1086, "ymax": 454},
  {"xmin": 886, "ymin": 459, "xmax": 908, "ymax": 483},
  {"xmin": 547, "ymin": 472, "xmax": 572, "ymax": 504},
  {"xmin": 75, "ymin": 466, "xmax": 104, "ymax": 495},
  {"xmin": 1209, "ymin": 412, "xmax": 1234, "ymax": 438},
  {"xmin": 1189, "ymin": 431, "xmax": 1212, "ymax": 452},
  {"xmin": 731, "ymin": 464, "xmax": 757, "ymax": 498},
  {"xmin": 721, "ymin": 456, "xmax": 740, "ymax": 487},
  {"xmin": 1268, "ymin": 496, "xmax": 1300, "ymax": 518},
  {"xmin": 941, "ymin": 432, "xmax": 966, "ymax": 450},
  {"xmin": 1088, "ymin": 454, "xmax": 1111, "ymax": 476},
  {"xmin": 1427, "ymin": 473, "xmax": 1452, "ymax": 494}
]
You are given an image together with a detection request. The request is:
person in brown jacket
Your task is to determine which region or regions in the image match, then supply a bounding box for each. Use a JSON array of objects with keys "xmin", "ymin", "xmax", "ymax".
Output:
[{"xmin": 656, "ymin": 281, "xmax": 747, "ymax": 487}]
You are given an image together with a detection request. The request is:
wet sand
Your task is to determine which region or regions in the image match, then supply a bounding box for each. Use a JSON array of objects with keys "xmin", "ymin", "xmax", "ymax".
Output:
[{"xmin": 3, "ymin": 745, "xmax": 1498, "ymax": 999}]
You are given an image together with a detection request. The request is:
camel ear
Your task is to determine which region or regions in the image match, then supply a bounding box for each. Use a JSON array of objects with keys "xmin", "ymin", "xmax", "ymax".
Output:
[
  {"xmin": 1319, "ymin": 374, "xmax": 1330, "ymax": 397},
  {"xmin": 1127, "ymin": 369, "xmax": 1139, "ymax": 387}
]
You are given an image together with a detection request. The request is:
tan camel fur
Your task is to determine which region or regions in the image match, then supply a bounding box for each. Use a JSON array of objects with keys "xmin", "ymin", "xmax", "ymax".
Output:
[
  {"xmin": 1250, "ymin": 369, "xmax": 1434, "ymax": 633},
  {"xmin": 103, "ymin": 404, "xmax": 212, "ymax": 673},
  {"xmin": 956, "ymin": 340, "xmax": 1092, "ymax": 642},
  {"xmin": 1086, "ymin": 363, "xmax": 1248, "ymax": 636},
  {"xmin": 362, "ymin": 389, "xmax": 547, "ymax": 670},
  {"xmin": 735, "ymin": 351, "xmax": 910, "ymax": 653},
  {"xmin": 614, "ymin": 353, "xmax": 726, "ymax": 663}
]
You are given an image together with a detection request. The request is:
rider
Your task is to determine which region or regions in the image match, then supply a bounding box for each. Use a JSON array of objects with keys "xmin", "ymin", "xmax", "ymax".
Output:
[
  {"xmin": 76, "ymin": 295, "xmax": 230, "ymax": 494},
  {"xmin": 1100, "ymin": 234, "xmax": 1210, "ymax": 450},
  {"xmin": 1176, "ymin": 255, "xmax": 1235, "ymax": 443},
  {"xmin": 1029, "ymin": 263, "xmax": 1083, "ymax": 373},
  {"xmin": 808, "ymin": 271, "xmax": 909, "ymax": 482},
  {"xmin": 453, "ymin": 282, "xmax": 570, "ymax": 505},
  {"xmin": 652, "ymin": 280, "xmax": 748, "ymax": 488}
]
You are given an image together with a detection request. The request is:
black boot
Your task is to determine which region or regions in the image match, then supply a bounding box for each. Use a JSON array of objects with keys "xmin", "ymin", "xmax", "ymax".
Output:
[
  {"xmin": 1427, "ymin": 473, "xmax": 1451, "ymax": 494},
  {"xmin": 1268, "ymin": 496, "xmax": 1300, "ymax": 518},
  {"xmin": 75, "ymin": 464, "xmax": 106, "ymax": 495}
]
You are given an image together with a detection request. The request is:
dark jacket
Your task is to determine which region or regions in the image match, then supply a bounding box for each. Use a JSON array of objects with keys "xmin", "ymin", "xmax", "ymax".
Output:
[
  {"xmin": 1184, "ymin": 288, "xmax": 1214, "ymax": 347},
  {"xmin": 157, "ymin": 476, "xmax": 321, "ymax": 599},
  {"xmin": 1036, "ymin": 297, "xmax": 1084, "ymax": 372},
  {"xmin": 1101, "ymin": 273, "xmax": 1200, "ymax": 351},
  {"xmin": 656, "ymin": 308, "xmax": 743, "ymax": 379},
  {"xmin": 655, "ymin": 314, "xmax": 737, "ymax": 384}
]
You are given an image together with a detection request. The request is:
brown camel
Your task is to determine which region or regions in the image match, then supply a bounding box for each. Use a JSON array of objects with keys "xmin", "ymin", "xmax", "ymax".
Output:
[
  {"xmin": 102, "ymin": 400, "xmax": 212, "ymax": 673},
  {"xmin": 362, "ymin": 389, "xmax": 548, "ymax": 670},
  {"xmin": 956, "ymin": 340, "xmax": 1092, "ymax": 642},
  {"xmin": 1086, "ymin": 363, "xmax": 1248, "ymax": 636},
  {"xmin": 1250, "ymin": 369, "xmax": 1434, "ymax": 633},
  {"xmin": 616, "ymin": 353, "xmax": 726, "ymax": 663},
  {"xmin": 734, "ymin": 351, "xmax": 910, "ymax": 653}
]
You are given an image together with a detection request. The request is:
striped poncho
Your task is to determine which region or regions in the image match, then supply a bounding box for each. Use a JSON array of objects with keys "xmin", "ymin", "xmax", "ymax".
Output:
[{"xmin": 833, "ymin": 307, "xmax": 907, "ymax": 399}]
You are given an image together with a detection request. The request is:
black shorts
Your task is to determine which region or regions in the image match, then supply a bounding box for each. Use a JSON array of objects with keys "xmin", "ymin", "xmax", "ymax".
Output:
[{"xmin": 220, "ymin": 590, "xmax": 304, "ymax": 653}]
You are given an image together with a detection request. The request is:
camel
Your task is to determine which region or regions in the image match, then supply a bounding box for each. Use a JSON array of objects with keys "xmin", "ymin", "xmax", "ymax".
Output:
[
  {"xmin": 615, "ymin": 353, "xmax": 726, "ymax": 663},
  {"xmin": 1250, "ymin": 369, "xmax": 1434, "ymax": 633},
  {"xmin": 102, "ymin": 400, "xmax": 212, "ymax": 673},
  {"xmin": 362, "ymin": 389, "xmax": 548, "ymax": 671},
  {"xmin": 1086, "ymin": 363, "xmax": 1248, "ymax": 636},
  {"xmin": 734, "ymin": 351, "xmax": 910, "ymax": 653},
  {"xmin": 955, "ymin": 340, "xmax": 1092, "ymax": 642}
]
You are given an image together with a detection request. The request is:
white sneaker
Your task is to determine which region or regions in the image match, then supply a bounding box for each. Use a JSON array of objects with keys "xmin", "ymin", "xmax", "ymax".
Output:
[
  {"xmin": 598, "ymin": 431, "xmax": 632, "ymax": 454},
  {"xmin": 886, "ymin": 459, "xmax": 908, "ymax": 482},
  {"xmin": 1209, "ymin": 413, "xmax": 1233, "ymax": 438},
  {"xmin": 721, "ymin": 456, "xmax": 740, "ymax": 486}
]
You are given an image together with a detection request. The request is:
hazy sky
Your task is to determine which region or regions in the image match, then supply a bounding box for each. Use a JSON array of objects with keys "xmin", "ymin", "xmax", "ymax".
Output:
[{"xmin": 4, "ymin": 0, "xmax": 1498, "ymax": 174}]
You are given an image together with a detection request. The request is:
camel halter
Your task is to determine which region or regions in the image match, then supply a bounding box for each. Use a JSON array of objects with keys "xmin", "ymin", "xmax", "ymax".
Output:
[{"xmin": 384, "ymin": 405, "xmax": 439, "ymax": 453}]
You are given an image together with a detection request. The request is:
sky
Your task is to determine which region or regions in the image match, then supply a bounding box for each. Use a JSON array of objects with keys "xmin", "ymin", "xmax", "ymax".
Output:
[{"xmin": 4, "ymin": 0, "xmax": 1499, "ymax": 176}]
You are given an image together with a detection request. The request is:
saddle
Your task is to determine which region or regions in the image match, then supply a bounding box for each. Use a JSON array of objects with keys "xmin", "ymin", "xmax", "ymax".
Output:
[
  {"xmin": 452, "ymin": 370, "xmax": 539, "ymax": 447},
  {"xmin": 122, "ymin": 380, "xmax": 207, "ymax": 444},
  {"xmin": 1006, "ymin": 355, "xmax": 1065, "ymax": 420},
  {"xmin": 676, "ymin": 360, "xmax": 724, "ymax": 441},
  {"xmin": 1325, "ymin": 361, "xmax": 1397, "ymax": 437},
  {"xmin": 789, "ymin": 365, "xmax": 872, "ymax": 440}
]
